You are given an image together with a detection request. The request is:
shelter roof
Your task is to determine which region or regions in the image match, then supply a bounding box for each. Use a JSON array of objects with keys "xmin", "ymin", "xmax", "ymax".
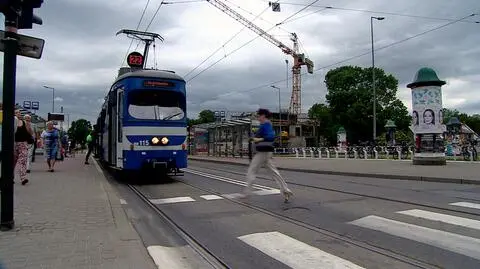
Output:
[{"xmin": 193, "ymin": 118, "xmax": 252, "ymax": 129}]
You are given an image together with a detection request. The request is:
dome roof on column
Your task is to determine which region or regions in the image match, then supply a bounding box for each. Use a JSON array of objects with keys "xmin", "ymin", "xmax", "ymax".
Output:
[{"xmin": 407, "ymin": 67, "xmax": 446, "ymax": 88}]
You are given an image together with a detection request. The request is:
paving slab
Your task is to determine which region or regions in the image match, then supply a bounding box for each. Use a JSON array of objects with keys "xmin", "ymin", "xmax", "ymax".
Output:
[
  {"xmin": 189, "ymin": 155, "xmax": 480, "ymax": 184},
  {"xmin": 0, "ymin": 154, "xmax": 156, "ymax": 269}
]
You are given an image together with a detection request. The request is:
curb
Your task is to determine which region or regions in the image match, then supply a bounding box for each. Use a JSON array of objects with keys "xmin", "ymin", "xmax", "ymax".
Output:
[{"xmin": 188, "ymin": 157, "xmax": 479, "ymax": 185}]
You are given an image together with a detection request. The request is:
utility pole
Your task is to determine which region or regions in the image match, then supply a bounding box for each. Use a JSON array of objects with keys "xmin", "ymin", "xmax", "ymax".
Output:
[
  {"xmin": 43, "ymin": 85, "xmax": 55, "ymax": 112},
  {"xmin": 0, "ymin": 4, "xmax": 20, "ymax": 231},
  {"xmin": 370, "ymin": 16, "xmax": 385, "ymax": 143},
  {"xmin": 0, "ymin": 0, "xmax": 44, "ymax": 231},
  {"xmin": 271, "ymin": 85, "xmax": 281, "ymax": 147}
]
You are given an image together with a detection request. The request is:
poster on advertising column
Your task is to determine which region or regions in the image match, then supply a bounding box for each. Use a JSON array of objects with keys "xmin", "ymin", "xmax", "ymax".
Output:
[{"xmin": 411, "ymin": 85, "xmax": 445, "ymax": 134}]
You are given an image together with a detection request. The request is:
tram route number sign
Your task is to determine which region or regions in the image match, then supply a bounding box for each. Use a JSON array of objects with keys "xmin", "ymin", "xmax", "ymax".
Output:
[{"xmin": 127, "ymin": 51, "xmax": 144, "ymax": 68}]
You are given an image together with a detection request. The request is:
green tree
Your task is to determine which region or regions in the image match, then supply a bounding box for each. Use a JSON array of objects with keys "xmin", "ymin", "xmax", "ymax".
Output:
[
  {"xmin": 308, "ymin": 103, "xmax": 338, "ymax": 144},
  {"xmin": 68, "ymin": 119, "xmax": 92, "ymax": 145},
  {"xmin": 198, "ymin": 109, "xmax": 215, "ymax": 124},
  {"xmin": 325, "ymin": 65, "xmax": 410, "ymax": 143},
  {"xmin": 443, "ymin": 108, "xmax": 480, "ymax": 134}
]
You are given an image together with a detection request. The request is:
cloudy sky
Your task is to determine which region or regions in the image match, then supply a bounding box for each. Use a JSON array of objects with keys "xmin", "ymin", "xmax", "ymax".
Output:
[{"xmin": 1, "ymin": 0, "xmax": 479, "ymax": 125}]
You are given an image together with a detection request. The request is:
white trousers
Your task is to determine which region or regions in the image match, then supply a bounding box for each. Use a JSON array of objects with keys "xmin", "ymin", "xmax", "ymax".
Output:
[
  {"xmin": 245, "ymin": 152, "xmax": 291, "ymax": 194},
  {"xmin": 26, "ymin": 144, "xmax": 34, "ymax": 170}
]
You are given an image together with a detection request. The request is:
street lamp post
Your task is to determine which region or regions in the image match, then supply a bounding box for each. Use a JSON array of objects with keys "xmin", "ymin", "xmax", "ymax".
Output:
[
  {"xmin": 43, "ymin": 85, "xmax": 55, "ymax": 113},
  {"xmin": 371, "ymin": 16, "xmax": 385, "ymax": 143},
  {"xmin": 285, "ymin": 59, "xmax": 289, "ymax": 127},
  {"xmin": 271, "ymin": 85, "xmax": 281, "ymax": 147}
]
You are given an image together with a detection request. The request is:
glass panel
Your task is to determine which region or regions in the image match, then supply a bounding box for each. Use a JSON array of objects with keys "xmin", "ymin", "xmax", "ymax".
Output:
[{"xmin": 128, "ymin": 90, "xmax": 185, "ymax": 121}]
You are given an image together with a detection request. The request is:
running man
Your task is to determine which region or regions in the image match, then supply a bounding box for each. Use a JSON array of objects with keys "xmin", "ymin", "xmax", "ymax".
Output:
[{"xmin": 242, "ymin": 108, "xmax": 293, "ymax": 202}]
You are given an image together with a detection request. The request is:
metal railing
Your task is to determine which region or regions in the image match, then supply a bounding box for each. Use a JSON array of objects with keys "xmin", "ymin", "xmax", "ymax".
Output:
[{"xmin": 194, "ymin": 145, "xmax": 479, "ymax": 161}]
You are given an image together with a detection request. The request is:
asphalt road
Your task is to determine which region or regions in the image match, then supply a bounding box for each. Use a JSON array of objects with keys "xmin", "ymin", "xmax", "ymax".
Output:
[{"xmin": 129, "ymin": 160, "xmax": 480, "ymax": 269}]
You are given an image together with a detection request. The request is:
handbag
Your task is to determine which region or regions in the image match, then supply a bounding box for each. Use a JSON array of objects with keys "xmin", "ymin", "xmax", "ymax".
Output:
[{"xmin": 27, "ymin": 136, "xmax": 34, "ymax": 144}]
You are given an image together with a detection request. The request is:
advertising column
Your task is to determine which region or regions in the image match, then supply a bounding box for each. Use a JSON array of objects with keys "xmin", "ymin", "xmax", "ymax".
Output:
[{"xmin": 407, "ymin": 67, "xmax": 446, "ymax": 165}]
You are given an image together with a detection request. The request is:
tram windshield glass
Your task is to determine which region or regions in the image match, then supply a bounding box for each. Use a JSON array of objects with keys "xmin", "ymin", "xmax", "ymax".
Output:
[{"xmin": 128, "ymin": 90, "xmax": 185, "ymax": 121}]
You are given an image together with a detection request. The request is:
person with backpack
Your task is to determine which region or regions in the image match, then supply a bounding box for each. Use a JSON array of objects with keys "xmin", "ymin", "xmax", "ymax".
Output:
[{"xmin": 242, "ymin": 108, "xmax": 293, "ymax": 202}]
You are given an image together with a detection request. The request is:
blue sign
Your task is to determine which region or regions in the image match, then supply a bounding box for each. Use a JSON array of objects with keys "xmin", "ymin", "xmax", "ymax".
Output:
[
  {"xmin": 31, "ymin": 101, "xmax": 39, "ymax": 110},
  {"xmin": 23, "ymin": 100, "xmax": 31, "ymax": 109}
]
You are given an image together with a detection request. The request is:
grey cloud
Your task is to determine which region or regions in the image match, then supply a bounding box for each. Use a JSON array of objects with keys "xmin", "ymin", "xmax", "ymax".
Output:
[{"xmin": 6, "ymin": 0, "xmax": 480, "ymax": 125}]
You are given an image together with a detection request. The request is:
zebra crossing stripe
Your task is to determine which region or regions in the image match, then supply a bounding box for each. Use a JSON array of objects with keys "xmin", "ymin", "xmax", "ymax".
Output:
[
  {"xmin": 350, "ymin": 215, "xmax": 480, "ymax": 260},
  {"xmin": 397, "ymin": 209, "xmax": 480, "ymax": 231},
  {"xmin": 450, "ymin": 202, "xmax": 480, "ymax": 210},
  {"xmin": 238, "ymin": 231, "xmax": 366, "ymax": 269},
  {"xmin": 150, "ymin": 197, "xmax": 196, "ymax": 204}
]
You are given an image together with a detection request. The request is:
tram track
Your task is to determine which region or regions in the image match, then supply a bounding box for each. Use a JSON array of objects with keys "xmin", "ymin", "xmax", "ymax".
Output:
[
  {"xmin": 127, "ymin": 183, "xmax": 231, "ymax": 269},
  {"xmin": 187, "ymin": 165, "xmax": 480, "ymax": 218},
  {"xmin": 173, "ymin": 177, "xmax": 440, "ymax": 269},
  {"xmin": 95, "ymin": 159, "xmax": 231, "ymax": 269}
]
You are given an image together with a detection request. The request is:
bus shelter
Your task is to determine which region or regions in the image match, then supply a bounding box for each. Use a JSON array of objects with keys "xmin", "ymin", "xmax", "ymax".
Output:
[{"xmin": 191, "ymin": 118, "xmax": 259, "ymax": 157}]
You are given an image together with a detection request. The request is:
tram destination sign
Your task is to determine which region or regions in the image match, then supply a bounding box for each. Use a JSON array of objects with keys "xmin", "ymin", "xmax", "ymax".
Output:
[
  {"xmin": 143, "ymin": 80, "xmax": 175, "ymax": 88},
  {"xmin": 0, "ymin": 30, "xmax": 45, "ymax": 59}
]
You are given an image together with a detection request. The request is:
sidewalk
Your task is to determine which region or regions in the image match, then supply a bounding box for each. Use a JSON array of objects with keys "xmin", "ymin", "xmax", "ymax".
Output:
[
  {"xmin": 189, "ymin": 155, "xmax": 480, "ymax": 184},
  {"xmin": 0, "ymin": 154, "xmax": 156, "ymax": 268}
]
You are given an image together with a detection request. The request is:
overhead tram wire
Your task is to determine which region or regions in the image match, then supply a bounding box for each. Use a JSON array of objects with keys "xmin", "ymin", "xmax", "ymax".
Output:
[
  {"xmin": 119, "ymin": 0, "xmax": 152, "ymax": 68},
  {"xmin": 183, "ymin": 3, "xmax": 273, "ymax": 79},
  {"xmin": 278, "ymin": 2, "xmax": 480, "ymax": 24},
  {"xmin": 222, "ymin": 0, "xmax": 291, "ymax": 34},
  {"xmin": 134, "ymin": 0, "xmax": 167, "ymax": 52},
  {"xmin": 186, "ymin": 0, "xmax": 327, "ymax": 82},
  {"xmin": 189, "ymin": 12, "xmax": 477, "ymax": 105}
]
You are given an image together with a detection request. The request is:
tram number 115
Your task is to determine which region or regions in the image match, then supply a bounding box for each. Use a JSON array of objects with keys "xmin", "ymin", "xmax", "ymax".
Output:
[{"xmin": 134, "ymin": 140, "xmax": 150, "ymax": 146}]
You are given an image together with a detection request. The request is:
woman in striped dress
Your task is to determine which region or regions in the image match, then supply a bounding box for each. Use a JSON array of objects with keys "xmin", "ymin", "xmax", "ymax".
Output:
[{"xmin": 40, "ymin": 121, "xmax": 61, "ymax": 172}]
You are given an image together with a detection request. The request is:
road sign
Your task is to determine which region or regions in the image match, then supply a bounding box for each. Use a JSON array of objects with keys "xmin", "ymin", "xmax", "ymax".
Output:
[
  {"xmin": 31, "ymin": 101, "xmax": 39, "ymax": 110},
  {"xmin": 48, "ymin": 112, "xmax": 64, "ymax": 121},
  {"xmin": 23, "ymin": 100, "xmax": 31, "ymax": 109},
  {"xmin": 0, "ymin": 30, "xmax": 44, "ymax": 59},
  {"xmin": 269, "ymin": 2, "xmax": 281, "ymax": 12}
]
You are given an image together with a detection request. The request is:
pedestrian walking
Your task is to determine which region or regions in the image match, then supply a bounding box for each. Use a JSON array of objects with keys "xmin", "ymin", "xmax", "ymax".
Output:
[
  {"xmin": 41, "ymin": 121, "xmax": 61, "ymax": 172},
  {"xmin": 24, "ymin": 114, "xmax": 37, "ymax": 173},
  {"xmin": 85, "ymin": 130, "xmax": 94, "ymax": 165},
  {"xmin": 14, "ymin": 110, "xmax": 34, "ymax": 185},
  {"xmin": 242, "ymin": 108, "xmax": 293, "ymax": 202}
]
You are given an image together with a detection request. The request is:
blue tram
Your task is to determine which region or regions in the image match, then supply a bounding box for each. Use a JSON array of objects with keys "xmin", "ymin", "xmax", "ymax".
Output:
[{"xmin": 96, "ymin": 69, "xmax": 187, "ymax": 176}]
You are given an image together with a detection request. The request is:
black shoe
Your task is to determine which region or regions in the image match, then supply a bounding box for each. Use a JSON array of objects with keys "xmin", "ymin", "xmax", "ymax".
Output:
[
  {"xmin": 85, "ymin": 161, "xmax": 89, "ymax": 165},
  {"xmin": 21, "ymin": 179, "xmax": 29, "ymax": 185},
  {"xmin": 26, "ymin": 170, "xmax": 30, "ymax": 173}
]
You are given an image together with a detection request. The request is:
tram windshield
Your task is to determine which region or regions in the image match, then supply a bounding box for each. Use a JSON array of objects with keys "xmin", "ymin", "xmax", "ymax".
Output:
[{"xmin": 128, "ymin": 90, "xmax": 185, "ymax": 121}]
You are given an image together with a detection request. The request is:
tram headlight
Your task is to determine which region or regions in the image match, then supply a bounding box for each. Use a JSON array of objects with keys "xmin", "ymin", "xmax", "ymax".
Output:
[
  {"xmin": 151, "ymin": 137, "xmax": 160, "ymax": 145},
  {"xmin": 161, "ymin": 137, "xmax": 169, "ymax": 145}
]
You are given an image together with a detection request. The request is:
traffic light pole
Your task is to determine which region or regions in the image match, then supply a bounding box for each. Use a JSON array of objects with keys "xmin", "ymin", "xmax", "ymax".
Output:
[{"xmin": 0, "ymin": 13, "xmax": 19, "ymax": 231}]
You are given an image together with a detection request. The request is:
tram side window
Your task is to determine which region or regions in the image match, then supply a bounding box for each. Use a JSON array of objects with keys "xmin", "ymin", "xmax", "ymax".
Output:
[{"xmin": 128, "ymin": 90, "xmax": 185, "ymax": 121}]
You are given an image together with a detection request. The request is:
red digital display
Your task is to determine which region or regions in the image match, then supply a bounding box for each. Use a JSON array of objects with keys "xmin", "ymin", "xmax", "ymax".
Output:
[
  {"xmin": 143, "ymin": 81, "xmax": 175, "ymax": 87},
  {"xmin": 127, "ymin": 52, "xmax": 144, "ymax": 68}
]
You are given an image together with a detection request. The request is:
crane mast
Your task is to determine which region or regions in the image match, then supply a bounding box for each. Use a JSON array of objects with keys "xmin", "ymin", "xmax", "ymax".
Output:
[{"xmin": 206, "ymin": 0, "xmax": 314, "ymax": 119}]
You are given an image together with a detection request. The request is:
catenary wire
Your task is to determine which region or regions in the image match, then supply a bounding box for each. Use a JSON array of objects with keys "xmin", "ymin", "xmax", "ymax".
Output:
[
  {"xmin": 188, "ymin": 12, "xmax": 477, "ymax": 105},
  {"xmin": 119, "ymin": 0, "xmax": 152, "ymax": 68},
  {"xmin": 187, "ymin": 0, "xmax": 327, "ymax": 82},
  {"xmin": 134, "ymin": 0, "xmax": 167, "ymax": 52},
  {"xmin": 183, "ymin": 3, "xmax": 273, "ymax": 79},
  {"xmin": 279, "ymin": 2, "xmax": 480, "ymax": 24}
]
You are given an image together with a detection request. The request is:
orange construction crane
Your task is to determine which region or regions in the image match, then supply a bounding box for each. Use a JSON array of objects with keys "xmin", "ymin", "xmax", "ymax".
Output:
[{"xmin": 206, "ymin": 0, "xmax": 314, "ymax": 118}]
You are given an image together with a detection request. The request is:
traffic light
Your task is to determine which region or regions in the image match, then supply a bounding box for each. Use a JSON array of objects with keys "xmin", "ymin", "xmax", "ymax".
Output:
[{"xmin": 18, "ymin": 0, "xmax": 43, "ymax": 29}]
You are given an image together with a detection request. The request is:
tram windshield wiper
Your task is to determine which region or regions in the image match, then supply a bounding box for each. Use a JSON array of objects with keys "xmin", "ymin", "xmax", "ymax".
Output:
[{"xmin": 163, "ymin": 112, "xmax": 183, "ymax": 120}]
